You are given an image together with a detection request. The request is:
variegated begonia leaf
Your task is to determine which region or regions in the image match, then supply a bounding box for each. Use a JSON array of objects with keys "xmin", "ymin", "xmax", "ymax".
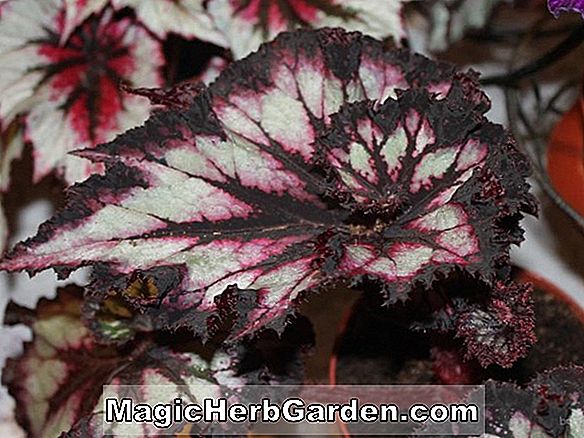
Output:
[
  {"xmin": 3, "ymin": 286, "xmax": 309, "ymax": 438},
  {"xmin": 62, "ymin": 0, "xmax": 227, "ymax": 46},
  {"xmin": 0, "ymin": 29, "xmax": 535, "ymax": 361},
  {"xmin": 454, "ymin": 280, "xmax": 536, "ymax": 368},
  {"xmin": 482, "ymin": 366, "xmax": 584, "ymax": 438},
  {"xmin": 207, "ymin": 0, "xmax": 410, "ymax": 59},
  {"xmin": 112, "ymin": 0, "xmax": 228, "ymax": 47},
  {"xmin": 0, "ymin": 0, "xmax": 163, "ymax": 184},
  {"xmin": 548, "ymin": 0, "xmax": 584, "ymax": 17},
  {"xmin": 408, "ymin": 277, "xmax": 536, "ymax": 369},
  {"xmin": 62, "ymin": 0, "xmax": 109, "ymax": 42}
]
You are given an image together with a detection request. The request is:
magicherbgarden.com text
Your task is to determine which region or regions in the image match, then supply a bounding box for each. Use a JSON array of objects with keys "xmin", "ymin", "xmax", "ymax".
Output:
[{"xmin": 104, "ymin": 396, "xmax": 480, "ymax": 428}]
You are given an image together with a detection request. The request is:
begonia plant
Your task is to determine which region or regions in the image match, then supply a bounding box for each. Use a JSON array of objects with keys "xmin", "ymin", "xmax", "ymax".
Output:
[
  {"xmin": 1, "ymin": 28, "xmax": 536, "ymax": 366},
  {"xmin": 5, "ymin": 1, "xmax": 579, "ymax": 436}
]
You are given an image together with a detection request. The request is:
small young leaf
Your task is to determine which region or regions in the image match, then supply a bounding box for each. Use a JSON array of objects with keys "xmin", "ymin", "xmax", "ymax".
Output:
[
  {"xmin": 455, "ymin": 281, "xmax": 536, "ymax": 368},
  {"xmin": 0, "ymin": 29, "xmax": 535, "ymax": 362}
]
